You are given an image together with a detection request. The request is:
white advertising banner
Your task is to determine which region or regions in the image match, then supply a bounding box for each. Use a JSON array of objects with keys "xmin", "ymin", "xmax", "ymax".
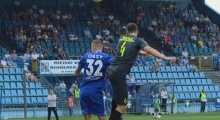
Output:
[{"xmin": 40, "ymin": 60, "xmax": 80, "ymax": 74}]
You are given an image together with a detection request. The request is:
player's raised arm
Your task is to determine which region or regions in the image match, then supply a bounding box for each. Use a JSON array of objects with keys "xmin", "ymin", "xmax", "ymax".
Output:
[{"xmin": 143, "ymin": 46, "xmax": 176, "ymax": 61}]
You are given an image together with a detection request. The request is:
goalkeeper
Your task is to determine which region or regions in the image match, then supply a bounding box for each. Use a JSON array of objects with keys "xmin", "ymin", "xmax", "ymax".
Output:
[{"xmin": 154, "ymin": 94, "xmax": 161, "ymax": 119}]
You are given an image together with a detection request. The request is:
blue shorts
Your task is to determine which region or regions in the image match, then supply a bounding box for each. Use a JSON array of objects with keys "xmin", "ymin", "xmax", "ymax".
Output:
[{"xmin": 80, "ymin": 88, "xmax": 105, "ymax": 116}]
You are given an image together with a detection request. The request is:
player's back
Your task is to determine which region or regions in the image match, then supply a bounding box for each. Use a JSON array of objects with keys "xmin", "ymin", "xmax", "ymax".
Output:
[
  {"xmin": 79, "ymin": 50, "xmax": 112, "ymax": 89},
  {"xmin": 109, "ymin": 34, "xmax": 149, "ymax": 75}
]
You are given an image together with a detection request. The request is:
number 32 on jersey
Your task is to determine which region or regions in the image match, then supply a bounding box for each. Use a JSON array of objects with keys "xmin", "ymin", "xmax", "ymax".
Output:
[{"xmin": 86, "ymin": 59, "xmax": 103, "ymax": 76}]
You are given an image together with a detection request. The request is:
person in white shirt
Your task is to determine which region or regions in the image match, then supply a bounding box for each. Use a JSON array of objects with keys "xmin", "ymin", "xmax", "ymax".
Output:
[
  {"xmin": 47, "ymin": 23, "xmax": 53, "ymax": 29},
  {"xmin": 59, "ymin": 80, "xmax": 67, "ymax": 99},
  {"xmin": 93, "ymin": 13, "xmax": 99, "ymax": 20},
  {"xmin": 151, "ymin": 18, "xmax": 157, "ymax": 27},
  {"xmin": 84, "ymin": 28, "xmax": 92, "ymax": 38},
  {"xmin": 39, "ymin": 7, "xmax": 44, "ymax": 15},
  {"xmin": 32, "ymin": 3, "xmax": 38, "ymax": 10},
  {"xmin": 24, "ymin": 50, "xmax": 31, "ymax": 60},
  {"xmin": 108, "ymin": 13, "xmax": 114, "ymax": 20},
  {"xmin": 182, "ymin": 48, "xmax": 188, "ymax": 58},
  {"xmin": 160, "ymin": 87, "xmax": 168, "ymax": 112},
  {"xmin": 62, "ymin": 14, "xmax": 68, "ymax": 20},
  {"xmin": 47, "ymin": 89, "xmax": 59, "ymax": 120},
  {"xmin": 4, "ymin": 51, "xmax": 11, "ymax": 59},
  {"xmin": 31, "ymin": 51, "xmax": 39, "ymax": 60},
  {"xmin": 0, "ymin": 57, "xmax": 8, "ymax": 68},
  {"xmin": 191, "ymin": 24, "xmax": 197, "ymax": 32},
  {"xmin": 69, "ymin": 81, "xmax": 78, "ymax": 95},
  {"xmin": 203, "ymin": 15, "xmax": 210, "ymax": 22},
  {"xmin": 7, "ymin": 57, "xmax": 16, "ymax": 68},
  {"xmin": 103, "ymin": 28, "xmax": 110, "ymax": 36},
  {"xmin": 69, "ymin": 0, "xmax": 74, "ymax": 7},
  {"xmin": 78, "ymin": 0, "xmax": 85, "ymax": 8},
  {"xmin": 96, "ymin": 32, "xmax": 102, "ymax": 40},
  {"xmin": 14, "ymin": 0, "xmax": 20, "ymax": 6},
  {"xmin": 190, "ymin": 33, "xmax": 197, "ymax": 42},
  {"xmin": 190, "ymin": 63, "xmax": 196, "ymax": 72}
]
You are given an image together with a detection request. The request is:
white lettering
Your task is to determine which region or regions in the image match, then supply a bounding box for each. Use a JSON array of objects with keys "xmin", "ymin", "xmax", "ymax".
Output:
[{"xmin": 87, "ymin": 54, "xmax": 103, "ymax": 59}]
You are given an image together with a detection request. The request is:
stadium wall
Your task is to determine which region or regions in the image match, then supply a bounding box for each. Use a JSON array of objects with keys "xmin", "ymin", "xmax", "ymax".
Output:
[{"xmin": 192, "ymin": 0, "xmax": 220, "ymax": 27}]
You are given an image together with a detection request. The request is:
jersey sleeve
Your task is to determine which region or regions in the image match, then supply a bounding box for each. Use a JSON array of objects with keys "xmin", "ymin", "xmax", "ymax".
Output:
[
  {"xmin": 78, "ymin": 55, "xmax": 86, "ymax": 68},
  {"xmin": 107, "ymin": 55, "xmax": 113, "ymax": 65},
  {"xmin": 137, "ymin": 38, "xmax": 150, "ymax": 49}
]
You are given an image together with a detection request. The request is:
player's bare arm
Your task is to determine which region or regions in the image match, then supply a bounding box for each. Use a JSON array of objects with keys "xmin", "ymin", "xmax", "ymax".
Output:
[
  {"xmin": 139, "ymin": 50, "xmax": 148, "ymax": 55},
  {"xmin": 74, "ymin": 67, "xmax": 83, "ymax": 76},
  {"xmin": 143, "ymin": 47, "xmax": 176, "ymax": 61}
]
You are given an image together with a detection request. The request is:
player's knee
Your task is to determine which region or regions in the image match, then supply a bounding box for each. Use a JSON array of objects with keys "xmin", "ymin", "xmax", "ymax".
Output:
[{"xmin": 117, "ymin": 105, "xmax": 127, "ymax": 113}]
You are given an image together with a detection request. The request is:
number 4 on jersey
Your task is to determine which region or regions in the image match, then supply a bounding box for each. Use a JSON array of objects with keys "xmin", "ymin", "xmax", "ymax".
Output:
[
  {"xmin": 120, "ymin": 42, "xmax": 127, "ymax": 56},
  {"xmin": 86, "ymin": 59, "xmax": 103, "ymax": 76}
]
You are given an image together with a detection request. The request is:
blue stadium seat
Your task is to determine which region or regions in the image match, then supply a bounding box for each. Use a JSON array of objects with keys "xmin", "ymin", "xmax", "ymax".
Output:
[
  {"xmin": 206, "ymin": 79, "xmax": 212, "ymax": 84},
  {"xmin": 9, "ymin": 68, "xmax": 16, "ymax": 74},
  {"xmin": 140, "ymin": 73, "xmax": 146, "ymax": 79},
  {"xmin": 175, "ymin": 80, "xmax": 180, "ymax": 85},
  {"xmin": 201, "ymin": 79, "xmax": 207, "ymax": 84},
  {"xmin": 146, "ymin": 73, "xmax": 152, "ymax": 79},
  {"xmin": 144, "ymin": 66, "xmax": 150, "ymax": 72},
  {"xmin": 212, "ymin": 93, "xmax": 217, "ymax": 98},
  {"xmin": 135, "ymin": 73, "xmax": 141, "ymax": 79},
  {"xmin": 183, "ymin": 73, "xmax": 189, "ymax": 79},
  {"xmin": 178, "ymin": 73, "xmax": 184, "ymax": 78},
  {"xmin": 199, "ymin": 72, "xmax": 205, "ymax": 78},
  {"xmin": 197, "ymin": 79, "xmax": 202, "ymax": 84},
  {"xmin": 167, "ymin": 73, "xmax": 173, "ymax": 78},
  {"xmin": 3, "ymin": 68, "xmax": 9, "ymax": 74},
  {"xmin": 185, "ymin": 79, "xmax": 191, "ymax": 85},
  {"xmin": 35, "ymin": 83, "xmax": 42, "ymax": 88},
  {"xmin": 151, "ymin": 73, "xmax": 157, "ymax": 79},
  {"xmin": 214, "ymin": 85, "xmax": 220, "ymax": 91},
  {"xmin": 179, "ymin": 93, "xmax": 185, "ymax": 100},
  {"xmin": 0, "ymin": 75, "xmax": 3, "ymax": 82},
  {"xmin": 18, "ymin": 90, "xmax": 24, "ymax": 96},
  {"xmin": 5, "ymin": 90, "xmax": 11, "ymax": 96},
  {"xmin": 185, "ymin": 93, "xmax": 191, "ymax": 99},
  {"xmin": 37, "ymin": 97, "xmax": 45, "ymax": 104},
  {"xmin": 18, "ymin": 97, "xmax": 24, "ymax": 104},
  {"xmin": 209, "ymin": 86, "xmax": 215, "ymax": 91},
  {"xmin": 188, "ymin": 86, "xmax": 193, "ymax": 91},
  {"xmin": 11, "ymin": 82, "xmax": 16, "ymax": 88},
  {"xmin": 194, "ymin": 72, "xmax": 200, "ymax": 78},
  {"xmin": 191, "ymin": 79, "xmax": 196, "ymax": 84},
  {"xmin": 4, "ymin": 75, "xmax": 10, "ymax": 81},
  {"xmin": 157, "ymin": 73, "xmax": 162, "ymax": 79},
  {"xmin": 27, "ymin": 97, "xmax": 32, "ymax": 104},
  {"xmin": 198, "ymin": 86, "xmax": 204, "ymax": 91},
  {"xmin": 165, "ymin": 66, "xmax": 171, "ymax": 72},
  {"xmin": 11, "ymin": 90, "xmax": 17, "ymax": 96},
  {"xmin": 5, "ymin": 98, "xmax": 12, "ymax": 104},
  {"xmin": 180, "ymin": 79, "xmax": 186, "ymax": 84},
  {"xmin": 162, "ymin": 73, "xmax": 168, "ymax": 79},
  {"xmin": 173, "ymin": 73, "xmax": 178, "ymax": 78},
  {"xmin": 137, "ymin": 80, "xmax": 142, "ymax": 82},
  {"xmin": 181, "ymin": 66, "xmax": 188, "ymax": 72},
  {"xmin": 217, "ymin": 93, "xmax": 220, "ymax": 97},
  {"xmin": 30, "ymin": 90, "xmax": 37, "ymax": 96},
  {"xmin": 4, "ymin": 82, "xmax": 10, "ymax": 89},
  {"xmin": 189, "ymin": 73, "xmax": 195, "ymax": 78},
  {"xmin": 10, "ymin": 75, "xmax": 16, "ymax": 81},
  {"xmin": 206, "ymin": 93, "xmax": 212, "ymax": 99},
  {"xmin": 177, "ymin": 86, "xmax": 182, "ymax": 91},
  {"xmin": 29, "ymin": 82, "xmax": 36, "ymax": 88},
  {"xmin": 142, "ymin": 80, "xmax": 147, "ymax": 82},
  {"xmin": 26, "ymin": 90, "xmax": 31, "ymax": 96},
  {"xmin": 0, "ymin": 69, "xmax": 3, "ymax": 74},
  {"xmin": 17, "ymin": 82, "xmax": 23, "ymax": 88},
  {"xmin": 171, "ymin": 66, "xmax": 176, "ymax": 72},
  {"xmin": 193, "ymin": 86, "xmax": 199, "ymax": 92},
  {"xmin": 43, "ymin": 89, "xmax": 48, "ymax": 95},
  {"xmin": 176, "ymin": 66, "xmax": 182, "ymax": 72},
  {"xmin": 204, "ymin": 86, "xmax": 210, "ymax": 91},
  {"xmin": 16, "ymin": 75, "xmax": 23, "ymax": 81},
  {"xmin": 182, "ymin": 86, "xmax": 188, "ymax": 91},
  {"xmin": 139, "ymin": 66, "xmax": 145, "ymax": 72},
  {"xmin": 190, "ymin": 93, "xmax": 196, "ymax": 99}
]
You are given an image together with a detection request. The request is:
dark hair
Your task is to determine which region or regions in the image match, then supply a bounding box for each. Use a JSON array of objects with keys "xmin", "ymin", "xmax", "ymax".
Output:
[{"xmin": 126, "ymin": 23, "xmax": 138, "ymax": 33}]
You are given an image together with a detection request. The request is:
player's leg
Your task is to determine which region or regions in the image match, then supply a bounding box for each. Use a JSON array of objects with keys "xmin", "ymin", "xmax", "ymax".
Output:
[
  {"xmin": 111, "ymin": 99, "xmax": 117, "ymax": 113},
  {"xmin": 84, "ymin": 114, "xmax": 91, "ymax": 120},
  {"xmin": 98, "ymin": 116, "xmax": 106, "ymax": 120},
  {"xmin": 108, "ymin": 69, "xmax": 127, "ymax": 120},
  {"xmin": 47, "ymin": 107, "xmax": 52, "ymax": 120},
  {"xmin": 52, "ymin": 107, "xmax": 59, "ymax": 120},
  {"xmin": 80, "ymin": 89, "xmax": 91, "ymax": 118}
]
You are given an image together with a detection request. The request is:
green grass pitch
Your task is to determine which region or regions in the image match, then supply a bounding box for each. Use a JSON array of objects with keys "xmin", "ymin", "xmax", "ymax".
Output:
[{"xmin": 11, "ymin": 112, "xmax": 220, "ymax": 120}]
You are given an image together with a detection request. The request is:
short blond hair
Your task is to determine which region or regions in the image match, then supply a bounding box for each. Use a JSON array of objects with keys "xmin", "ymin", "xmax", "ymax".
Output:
[{"xmin": 92, "ymin": 39, "xmax": 103, "ymax": 49}]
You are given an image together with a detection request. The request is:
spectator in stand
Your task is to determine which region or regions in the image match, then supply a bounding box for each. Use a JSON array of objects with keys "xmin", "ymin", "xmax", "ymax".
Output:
[
  {"xmin": 207, "ymin": 39, "xmax": 213, "ymax": 48},
  {"xmin": 4, "ymin": 51, "xmax": 11, "ymax": 59},
  {"xmin": 64, "ymin": 51, "xmax": 70, "ymax": 60},
  {"xmin": 0, "ymin": 57, "xmax": 9, "ymax": 68},
  {"xmin": 7, "ymin": 57, "xmax": 16, "ymax": 68},
  {"xmin": 136, "ymin": 13, "xmax": 143, "ymax": 24},
  {"xmin": 78, "ymin": 0, "xmax": 85, "ymax": 8},
  {"xmin": 59, "ymin": 33, "xmax": 67, "ymax": 43},
  {"xmin": 14, "ymin": 0, "xmax": 20, "ymax": 6},
  {"xmin": 203, "ymin": 15, "xmax": 210, "ymax": 22},
  {"xmin": 183, "ymin": 57, "xmax": 189, "ymax": 66},
  {"xmin": 113, "ymin": 17, "xmax": 120, "ymax": 26},
  {"xmin": 69, "ymin": 0, "xmax": 74, "ymax": 8},
  {"xmin": 190, "ymin": 32, "xmax": 197, "ymax": 43},
  {"xmin": 182, "ymin": 48, "xmax": 188, "ymax": 58},
  {"xmin": 108, "ymin": 13, "xmax": 114, "ymax": 20},
  {"xmin": 31, "ymin": 50, "xmax": 39, "ymax": 60},
  {"xmin": 134, "ymin": 56, "xmax": 143, "ymax": 66},
  {"xmin": 87, "ymin": 19, "xmax": 93, "ymax": 26},
  {"xmin": 59, "ymin": 80, "xmax": 67, "ymax": 99},
  {"xmin": 24, "ymin": 50, "xmax": 31, "ymax": 60},
  {"xmin": 197, "ymin": 38, "xmax": 204, "ymax": 48},
  {"xmin": 44, "ymin": 49, "xmax": 51, "ymax": 60},
  {"xmin": 103, "ymin": 28, "xmax": 110, "ymax": 37},
  {"xmin": 84, "ymin": 28, "xmax": 92, "ymax": 38},
  {"xmin": 152, "ymin": 62, "xmax": 160, "ymax": 73},
  {"xmin": 155, "ymin": 57, "xmax": 163, "ymax": 66},
  {"xmin": 38, "ymin": 51, "xmax": 44, "ymax": 60},
  {"xmin": 148, "ymin": 24, "xmax": 154, "ymax": 37},
  {"xmin": 189, "ymin": 2, "xmax": 195, "ymax": 10},
  {"xmin": 151, "ymin": 18, "xmax": 157, "ymax": 27},
  {"xmin": 11, "ymin": 50, "xmax": 17, "ymax": 60},
  {"xmin": 212, "ymin": 50, "xmax": 218, "ymax": 56},
  {"xmin": 96, "ymin": 32, "xmax": 102, "ymax": 40},
  {"xmin": 189, "ymin": 63, "xmax": 197, "ymax": 72},
  {"xmin": 129, "ymin": 74, "xmax": 136, "ymax": 82}
]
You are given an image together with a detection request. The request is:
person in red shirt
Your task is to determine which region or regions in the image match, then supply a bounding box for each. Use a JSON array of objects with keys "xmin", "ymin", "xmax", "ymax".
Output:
[{"xmin": 68, "ymin": 95, "xmax": 74, "ymax": 116}]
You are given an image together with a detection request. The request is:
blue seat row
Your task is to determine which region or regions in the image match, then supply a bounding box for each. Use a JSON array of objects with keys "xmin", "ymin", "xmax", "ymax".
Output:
[
  {"xmin": 0, "ymin": 68, "xmax": 23, "ymax": 74},
  {"xmin": 130, "ymin": 72, "xmax": 205, "ymax": 80},
  {"xmin": 0, "ymin": 75, "xmax": 23, "ymax": 82},
  {"xmin": 166, "ymin": 85, "xmax": 219, "ymax": 93},
  {"xmin": 3, "ymin": 82, "xmax": 42, "ymax": 89},
  {"xmin": 2, "ymin": 97, "xmax": 48, "ymax": 104},
  {"xmin": 175, "ymin": 92, "xmax": 220, "ymax": 100},
  {"xmin": 3, "ymin": 89, "xmax": 47, "ymax": 97}
]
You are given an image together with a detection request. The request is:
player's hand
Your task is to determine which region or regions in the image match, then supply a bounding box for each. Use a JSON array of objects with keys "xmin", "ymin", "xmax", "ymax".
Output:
[{"xmin": 164, "ymin": 57, "xmax": 176, "ymax": 62}]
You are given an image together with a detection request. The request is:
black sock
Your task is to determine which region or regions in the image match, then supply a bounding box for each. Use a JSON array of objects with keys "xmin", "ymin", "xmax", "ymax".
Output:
[
  {"xmin": 109, "ymin": 110, "xmax": 122, "ymax": 120},
  {"xmin": 111, "ymin": 99, "xmax": 117, "ymax": 114}
]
